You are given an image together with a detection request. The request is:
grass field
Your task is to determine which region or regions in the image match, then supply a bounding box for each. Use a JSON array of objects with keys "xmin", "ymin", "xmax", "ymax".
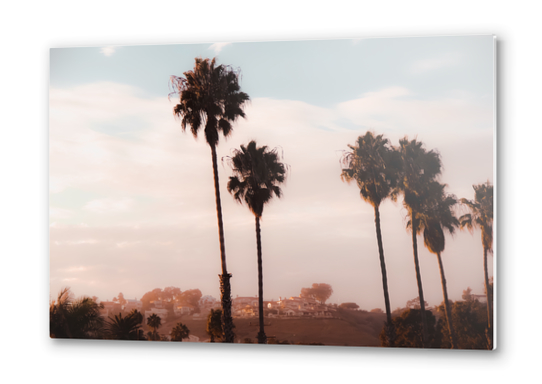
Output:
[{"xmin": 152, "ymin": 309, "xmax": 387, "ymax": 347}]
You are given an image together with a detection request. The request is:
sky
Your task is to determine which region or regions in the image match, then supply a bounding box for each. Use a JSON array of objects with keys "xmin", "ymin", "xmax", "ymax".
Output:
[{"xmin": 49, "ymin": 35, "xmax": 494, "ymax": 311}]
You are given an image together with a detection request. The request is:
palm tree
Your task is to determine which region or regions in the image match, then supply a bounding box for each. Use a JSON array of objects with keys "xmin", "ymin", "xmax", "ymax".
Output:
[
  {"xmin": 459, "ymin": 181, "xmax": 494, "ymax": 348},
  {"xmin": 227, "ymin": 140, "xmax": 287, "ymax": 344},
  {"xmin": 49, "ymin": 287, "xmax": 104, "ymax": 339},
  {"xmin": 396, "ymin": 137, "xmax": 442, "ymax": 348},
  {"xmin": 106, "ymin": 310, "xmax": 144, "ymax": 340},
  {"xmin": 146, "ymin": 313, "xmax": 162, "ymax": 341},
  {"xmin": 170, "ymin": 322, "xmax": 190, "ymax": 341},
  {"xmin": 415, "ymin": 181, "xmax": 459, "ymax": 349},
  {"xmin": 340, "ymin": 131, "xmax": 400, "ymax": 347},
  {"xmin": 170, "ymin": 57, "xmax": 250, "ymax": 343}
]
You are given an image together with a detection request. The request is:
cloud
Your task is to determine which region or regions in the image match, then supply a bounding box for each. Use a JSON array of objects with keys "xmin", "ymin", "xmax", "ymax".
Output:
[
  {"xmin": 208, "ymin": 42, "xmax": 232, "ymax": 54},
  {"xmin": 49, "ymin": 82, "xmax": 493, "ymax": 308},
  {"xmin": 410, "ymin": 52, "xmax": 462, "ymax": 74},
  {"xmin": 100, "ymin": 46, "xmax": 117, "ymax": 57},
  {"xmin": 84, "ymin": 198, "xmax": 135, "ymax": 214}
]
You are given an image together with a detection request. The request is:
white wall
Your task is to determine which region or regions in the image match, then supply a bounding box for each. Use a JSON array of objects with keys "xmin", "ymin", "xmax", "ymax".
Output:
[{"xmin": 1, "ymin": 0, "xmax": 538, "ymax": 382}]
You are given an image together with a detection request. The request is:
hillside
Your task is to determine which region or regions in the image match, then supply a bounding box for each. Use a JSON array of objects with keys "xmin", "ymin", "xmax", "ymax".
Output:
[{"xmin": 154, "ymin": 308, "xmax": 387, "ymax": 347}]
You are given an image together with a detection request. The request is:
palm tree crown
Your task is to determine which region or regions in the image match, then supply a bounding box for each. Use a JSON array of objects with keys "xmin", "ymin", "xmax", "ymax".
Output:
[
  {"xmin": 341, "ymin": 131, "xmax": 400, "ymax": 207},
  {"xmin": 227, "ymin": 140, "xmax": 286, "ymax": 218},
  {"xmin": 459, "ymin": 181, "xmax": 494, "ymax": 253},
  {"xmin": 170, "ymin": 57, "xmax": 250, "ymax": 148}
]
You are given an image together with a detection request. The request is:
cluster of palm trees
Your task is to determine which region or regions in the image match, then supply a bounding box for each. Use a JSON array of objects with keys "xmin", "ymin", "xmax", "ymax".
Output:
[
  {"xmin": 50, "ymin": 287, "xmax": 191, "ymax": 341},
  {"xmin": 169, "ymin": 57, "xmax": 493, "ymax": 348},
  {"xmin": 170, "ymin": 58, "xmax": 287, "ymax": 344},
  {"xmin": 341, "ymin": 131, "xmax": 494, "ymax": 349}
]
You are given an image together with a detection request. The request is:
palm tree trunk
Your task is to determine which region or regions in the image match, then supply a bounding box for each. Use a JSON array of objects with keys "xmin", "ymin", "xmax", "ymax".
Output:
[
  {"xmin": 255, "ymin": 216, "xmax": 267, "ymax": 344},
  {"xmin": 483, "ymin": 245, "xmax": 493, "ymax": 349},
  {"xmin": 373, "ymin": 205, "xmax": 395, "ymax": 347},
  {"xmin": 411, "ymin": 213, "xmax": 429, "ymax": 348},
  {"xmin": 210, "ymin": 145, "xmax": 234, "ymax": 343},
  {"xmin": 436, "ymin": 252, "xmax": 458, "ymax": 349}
]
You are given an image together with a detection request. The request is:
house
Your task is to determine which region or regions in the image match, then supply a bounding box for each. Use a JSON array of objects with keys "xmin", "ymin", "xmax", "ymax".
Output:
[
  {"xmin": 123, "ymin": 299, "xmax": 142, "ymax": 313},
  {"xmin": 472, "ymin": 294, "xmax": 487, "ymax": 303},
  {"xmin": 145, "ymin": 308, "xmax": 168, "ymax": 321},
  {"xmin": 174, "ymin": 305, "xmax": 193, "ymax": 316},
  {"xmin": 99, "ymin": 301, "xmax": 122, "ymax": 318},
  {"xmin": 233, "ymin": 296, "xmax": 258, "ymax": 310}
]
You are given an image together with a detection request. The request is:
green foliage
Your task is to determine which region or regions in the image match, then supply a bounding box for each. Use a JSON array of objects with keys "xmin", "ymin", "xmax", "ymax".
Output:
[
  {"xmin": 300, "ymin": 283, "xmax": 333, "ymax": 304},
  {"xmin": 170, "ymin": 322, "xmax": 190, "ymax": 342}
]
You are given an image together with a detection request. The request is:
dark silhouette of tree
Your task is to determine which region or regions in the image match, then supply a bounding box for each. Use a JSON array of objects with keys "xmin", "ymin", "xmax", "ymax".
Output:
[
  {"xmin": 414, "ymin": 181, "xmax": 459, "ymax": 349},
  {"xmin": 50, "ymin": 287, "xmax": 104, "ymax": 339},
  {"xmin": 206, "ymin": 308, "xmax": 223, "ymax": 342},
  {"xmin": 170, "ymin": 57, "xmax": 249, "ymax": 343},
  {"xmin": 396, "ymin": 137, "xmax": 442, "ymax": 348},
  {"xmin": 406, "ymin": 296, "xmax": 429, "ymax": 309},
  {"xmin": 300, "ymin": 283, "xmax": 333, "ymax": 304},
  {"xmin": 437, "ymin": 298, "xmax": 488, "ymax": 349},
  {"xmin": 339, "ymin": 302, "xmax": 360, "ymax": 310},
  {"xmin": 379, "ymin": 308, "xmax": 439, "ymax": 348},
  {"xmin": 459, "ymin": 181, "xmax": 494, "ymax": 349},
  {"xmin": 170, "ymin": 322, "xmax": 190, "ymax": 341},
  {"xmin": 341, "ymin": 131, "xmax": 400, "ymax": 347},
  {"xmin": 146, "ymin": 313, "xmax": 162, "ymax": 341},
  {"xmin": 106, "ymin": 310, "xmax": 144, "ymax": 340},
  {"xmin": 227, "ymin": 140, "xmax": 287, "ymax": 344}
]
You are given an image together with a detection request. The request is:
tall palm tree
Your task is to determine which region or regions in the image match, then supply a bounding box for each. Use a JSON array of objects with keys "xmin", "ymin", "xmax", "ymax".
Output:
[
  {"xmin": 459, "ymin": 181, "xmax": 494, "ymax": 348},
  {"xmin": 396, "ymin": 137, "xmax": 442, "ymax": 348},
  {"xmin": 227, "ymin": 140, "xmax": 287, "ymax": 344},
  {"xmin": 106, "ymin": 310, "xmax": 144, "ymax": 340},
  {"xmin": 340, "ymin": 131, "xmax": 400, "ymax": 347},
  {"xmin": 170, "ymin": 322, "xmax": 190, "ymax": 341},
  {"xmin": 170, "ymin": 57, "xmax": 250, "ymax": 343},
  {"xmin": 49, "ymin": 287, "xmax": 104, "ymax": 339},
  {"xmin": 414, "ymin": 181, "xmax": 459, "ymax": 349}
]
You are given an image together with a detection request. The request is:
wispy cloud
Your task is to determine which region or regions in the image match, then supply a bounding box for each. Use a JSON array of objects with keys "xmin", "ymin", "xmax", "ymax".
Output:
[
  {"xmin": 84, "ymin": 198, "xmax": 135, "ymax": 214},
  {"xmin": 100, "ymin": 46, "xmax": 117, "ymax": 57},
  {"xmin": 49, "ymin": 82, "xmax": 493, "ymax": 307},
  {"xmin": 208, "ymin": 42, "xmax": 232, "ymax": 54},
  {"xmin": 410, "ymin": 52, "xmax": 461, "ymax": 74}
]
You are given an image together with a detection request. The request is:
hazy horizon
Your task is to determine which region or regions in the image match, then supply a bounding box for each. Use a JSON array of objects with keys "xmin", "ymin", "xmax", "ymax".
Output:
[{"xmin": 49, "ymin": 36, "xmax": 494, "ymax": 311}]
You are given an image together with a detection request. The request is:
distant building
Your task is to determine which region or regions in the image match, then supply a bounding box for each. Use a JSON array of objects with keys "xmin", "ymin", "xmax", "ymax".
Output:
[
  {"xmin": 145, "ymin": 308, "xmax": 168, "ymax": 321},
  {"xmin": 472, "ymin": 294, "xmax": 487, "ymax": 303},
  {"xmin": 123, "ymin": 299, "xmax": 142, "ymax": 313},
  {"xmin": 100, "ymin": 301, "xmax": 122, "ymax": 318}
]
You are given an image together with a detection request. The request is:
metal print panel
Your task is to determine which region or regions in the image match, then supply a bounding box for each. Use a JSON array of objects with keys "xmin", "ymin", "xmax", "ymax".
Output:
[{"xmin": 49, "ymin": 35, "xmax": 495, "ymax": 349}]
